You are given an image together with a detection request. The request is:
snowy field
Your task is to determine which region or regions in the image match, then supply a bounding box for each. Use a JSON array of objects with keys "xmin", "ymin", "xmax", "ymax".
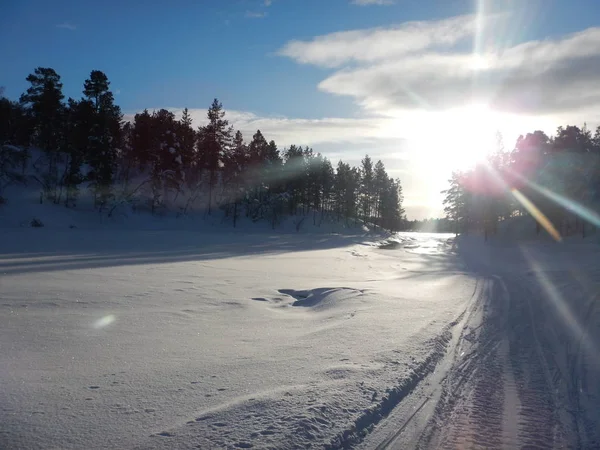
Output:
[
  {"xmin": 2, "ymin": 213, "xmax": 599, "ymax": 449},
  {"xmin": 1, "ymin": 226, "xmax": 473, "ymax": 449}
]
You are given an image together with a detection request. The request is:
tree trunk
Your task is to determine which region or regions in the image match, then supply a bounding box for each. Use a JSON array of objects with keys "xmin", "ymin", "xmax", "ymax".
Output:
[
  {"xmin": 208, "ymin": 170, "xmax": 213, "ymax": 215},
  {"xmin": 233, "ymin": 200, "xmax": 238, "ymax": 228}
]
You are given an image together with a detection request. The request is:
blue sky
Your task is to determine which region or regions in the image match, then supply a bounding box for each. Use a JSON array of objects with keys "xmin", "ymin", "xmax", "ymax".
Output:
[{"xmin": 2, "ymin": 0, "xmax": 600, "ymax": 218}]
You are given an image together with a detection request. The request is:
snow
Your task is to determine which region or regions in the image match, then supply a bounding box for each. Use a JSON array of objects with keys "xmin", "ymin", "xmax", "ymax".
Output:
[
  {"xmin": 0, "ymin": 207, "xmax": 474, "ymax": 449},
  {"xmin": 1, "ymin": 186, "xmax": 599, "ymax": 448},
  {"xmin": 361, "ymin": 231, "xmax": 600, "ymax": 449}
]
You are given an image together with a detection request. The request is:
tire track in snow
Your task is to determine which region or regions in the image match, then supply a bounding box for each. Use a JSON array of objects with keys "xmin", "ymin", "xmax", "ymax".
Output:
[
  {"xmin": 417, "ymin": 275, "xmax": 567, "ymax": 449},
  {"xmin": 508, "ymin": 275, "xmax": 565, "ymax": 449},
  {"xmin": 417, "ymin": 278, "xmax": 505, "ymax": 449}
]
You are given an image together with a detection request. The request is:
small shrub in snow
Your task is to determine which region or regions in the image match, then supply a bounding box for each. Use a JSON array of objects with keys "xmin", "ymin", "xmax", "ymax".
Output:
[{"xmin": 30, "ymin": 218, "xmax": 44, "ymax": 227}]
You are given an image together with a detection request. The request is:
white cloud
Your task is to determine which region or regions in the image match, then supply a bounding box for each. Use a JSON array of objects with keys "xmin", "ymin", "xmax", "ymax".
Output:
[
  {"xmin": 278, "ymin": 13, "xmax": 600, "ymax": 118},
  {"xmin": 315, "ymin": 27, "xmax": 600, "ymax": 116},
  {"xmin": 278, "ymin": 14, "xmax": 478, "ymax": 68},
  {"xmin": 351, "ymin": 0, "xmax": 394, "ymax": 5},
  {"xmin": 264, "ymin": 0, "xmax": 273, "ymax": 5},
  {"xmin": 56, "ymin": 22, "xmax": 77, "ymax": 31}
]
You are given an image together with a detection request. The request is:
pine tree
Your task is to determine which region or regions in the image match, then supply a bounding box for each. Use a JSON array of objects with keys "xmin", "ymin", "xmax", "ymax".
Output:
[
  {"xmin": 442, "ymin": 171, "xmax": 469, "ymax": 234},
  {"xmin": 63, "ymin": 98, "xmax": 94, "ymax": 206},
  {"xmin": 83, "ymin": 71, "xmax": 110, "ymax": 113},
  {"xmin": 131, "ymin": 109, "xmax": 153, "ymax": 168},
  {"xmin": 0, "ymin": 96, "xmax": 32, "ymax": 148},
  {"xmin": 178, "ymin": 107, "xmax": 197, "ymax": 175},
  {"xmin": 222, "ymin": 130, "xmax": 248, "ymax": 227},
  {"xmin": 197, "ymin": 99, "xmax": 232, "ymax": 214},
  {"xmin": 360, "ymin": 154, "xmax": 374, "ymax": 222},
  {"xmin": 154, "ymin": 109, "xmax": 184, "ymax": 203},
  {"xmin": 320, "ymin": 157, "xmax": 334, "ymax": 221},
  {"xmin": 373, "ymin": 159, "xmax": 388, "ymax": 225},
  {"xmin": 381, "ymin": 178, "xmax": 405, "ymax": 231},
  {"xmin": 82, "ymin": 70, "xmax": 122, "ymax": 209},
  {"xmin": 247, "ymin": 129, "xmax": 269, "ymax": 207},
  {"xmin": 20, "ymin": 67, "xmax": 65, "ymax": 201},
  {"xmin": 282, "ymin": 145, "xmax": 304, "ymax": 215},
  {"xmin": 264, "ymin": 139, "xmax": 282, "ymax": 192}
]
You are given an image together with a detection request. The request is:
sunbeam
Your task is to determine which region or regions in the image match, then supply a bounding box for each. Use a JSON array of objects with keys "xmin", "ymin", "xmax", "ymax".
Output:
[
  {"xmin": 510, "ymin": 171, "xmax": 600, "ymax": 230},
  {"xmin": 511, "ymin": 189, "xmax": 562, "ymax": 242}
]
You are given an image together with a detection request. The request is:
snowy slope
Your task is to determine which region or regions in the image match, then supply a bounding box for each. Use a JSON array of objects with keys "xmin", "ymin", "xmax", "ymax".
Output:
[{"xmin": 0, "ymin": 225, "xmax": 473, "ymax": 449}]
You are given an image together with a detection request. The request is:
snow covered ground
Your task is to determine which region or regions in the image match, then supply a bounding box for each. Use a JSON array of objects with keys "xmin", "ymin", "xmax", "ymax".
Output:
[
  {"xmin": 1, "ymin": 224, "xmax": 474, "ymax": 449},
  {"xmin": 2, "ymin": 194, "xmax": 599, "ymax": 450},
  {"xmin": 363, "ymin": 232, "xmax": 600, "ymax": 449}
]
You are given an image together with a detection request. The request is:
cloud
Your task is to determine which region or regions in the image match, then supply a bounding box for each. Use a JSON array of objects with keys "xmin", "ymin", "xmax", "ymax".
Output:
[
  {"xmin": 316, "ymin": 27, "xmax": 600, "ymax": 116},
  {"xmin": 351, "ymin": 0, "xmax": 394, "ymax": 5},
  {"xmin": 56, "ymin": 22, "xmax": 77, "ymax": 31},
  {"xmin": 246, "ymin": 11, "xmax": 267, "ymax": 19},
  {"xmin": 264, "ymin": 0, "xmax": 273, "ymax": 5},
  {"xmin": 278, "ymin": 14, "xmax": 477, "ymax": 68},
  {"xmin": 278, "ymin": 12, "xmax": 600, "ymax": 118}
]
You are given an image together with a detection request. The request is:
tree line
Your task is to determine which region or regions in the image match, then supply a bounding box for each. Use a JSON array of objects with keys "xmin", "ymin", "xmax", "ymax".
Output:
[
  {"xmin": 442, "ymin": 127, "xmax": 600, "ymax": 239},
  {"xmin": 0, "ymin": 67, "xmax": 405, "ymax": 230}
]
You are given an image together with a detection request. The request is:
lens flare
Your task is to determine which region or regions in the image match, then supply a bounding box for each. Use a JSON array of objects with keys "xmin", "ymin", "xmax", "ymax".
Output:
[
  {"xmin": 511, "ymin": 189, "xmax": 562, "ymax": 242},
  {"xmin": 93, "ymin": 314, "xmax": 116, "ymax": 329}
]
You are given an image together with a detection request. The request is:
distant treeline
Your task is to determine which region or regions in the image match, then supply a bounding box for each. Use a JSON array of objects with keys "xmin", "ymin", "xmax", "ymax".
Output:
[
  {"xmin": 442, "ymin": 129, "xmax": 600, "ymax": 239},
  {"xmin": 404, "ymin": 218, "xmax": 455, "ymax": 233},
  {"xmin": 0, "ymin": 68, "xmax": 405, "ymax": 230}
]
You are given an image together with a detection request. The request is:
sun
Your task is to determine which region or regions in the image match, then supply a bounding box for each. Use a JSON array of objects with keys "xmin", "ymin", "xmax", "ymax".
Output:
[
  {"xmin": 408, "ymin": 104, "xmax": 505, "ymax": 174},
  {"xmin": 446, "ymin": 104, "xmax": 499, "ymax": 169}
]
